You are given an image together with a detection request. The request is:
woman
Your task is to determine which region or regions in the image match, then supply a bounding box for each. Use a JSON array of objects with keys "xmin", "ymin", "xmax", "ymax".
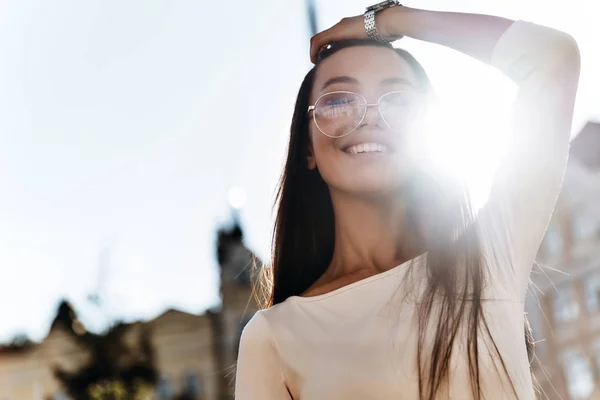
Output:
[{"xmin": 236, "ymin": 4, "xmax": 580, "ymax": 400}]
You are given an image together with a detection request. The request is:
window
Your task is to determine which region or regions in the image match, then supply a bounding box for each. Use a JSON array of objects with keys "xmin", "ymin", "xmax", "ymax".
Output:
[
  {"xmin": 181, "ymin": 371, "xmax": 203, "ymax": 397},
  {"xmin": 53, "ymin": 393, "xmax": 68, "ymax": 400},
  {"xmin": 562, "ymin": 348, "xmax": 595, "ymax": 400},
  {"xmin": 552, "ymin": 284, "xmax": 579, "ymax": 323},
  {"xmin": 572, "ymin": 212, "xmax": 597, "ymax": 241},
  {"xmin": 235, "ymin": 314, "xmax": 253, "ymax": 357},
  {"xmin": 231, "ymin": 246, "xmax": 252, "ymax": 287},
  {"xmin": 156, "ymin": 378, "xmax": 173, "ymax": 400},
  {"xmin": 544, "ymin": 223, "xmax": 563, "ymax": 257},
  {"xmin": 585, "ymin": 273, "xmax": 600, "ymax": 313},
  {"xmin": 592, "ymin": 339, "xmax": 600, "ymax": 376},
  {"xmin": 524, "ymin": 299, "xmax": 546, "ymax": 358},
  {"xmin": 234, "ymin": 263, "xmax": 252, "ymax": 286}
]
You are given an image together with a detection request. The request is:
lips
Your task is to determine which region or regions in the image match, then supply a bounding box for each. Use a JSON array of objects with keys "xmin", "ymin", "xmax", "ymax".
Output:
[{"xmin": 340, "ymin": 133, "xmax": 396, "ymax": 155}]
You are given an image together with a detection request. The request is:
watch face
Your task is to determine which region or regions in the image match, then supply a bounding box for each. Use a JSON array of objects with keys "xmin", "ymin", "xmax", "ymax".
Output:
[{"xmin": 366, "ymin": 0, "xmax": 397, "ymax": 12}]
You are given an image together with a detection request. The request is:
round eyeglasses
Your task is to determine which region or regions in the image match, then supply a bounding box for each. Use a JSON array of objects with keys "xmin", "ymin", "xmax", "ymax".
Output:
[{"xmin": 307, "ymin": 90, "xmax": 424, "ymax": 138}]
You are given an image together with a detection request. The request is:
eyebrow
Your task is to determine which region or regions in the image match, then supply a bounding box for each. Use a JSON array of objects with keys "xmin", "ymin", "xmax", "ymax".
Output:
[
  {"xmin": 321, "ymin": 75, "xmax": 414, "ymax": 91},
  {"xmin": 380, "ymin": 77, "xmax": 414, "ymax": 87}
]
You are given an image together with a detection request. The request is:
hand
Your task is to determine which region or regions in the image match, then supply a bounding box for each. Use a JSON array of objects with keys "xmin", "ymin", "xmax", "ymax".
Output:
[
  {"xmin": 309, "ymin": 15, "xmax": 366, "ymax": 64},
  {"xmin": 309, "ymin": 9, "xmax": 397, "ymax": 64}
]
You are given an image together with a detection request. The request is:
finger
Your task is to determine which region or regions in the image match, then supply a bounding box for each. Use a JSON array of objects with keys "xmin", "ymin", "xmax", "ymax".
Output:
[
  {"xmin": 310, "ymin": 17, "xmax": 364, "ymax": 63},
  {"xmin": 311, "ymin": 42, "xmax": 331, "ymax": 64},
  {"xmin": 310, "ymin": 29, "xmax": 333, "ymax": 64},
  {"xmin": 310, "ymin": 20, "xmax": 349, "ymax": 63}
]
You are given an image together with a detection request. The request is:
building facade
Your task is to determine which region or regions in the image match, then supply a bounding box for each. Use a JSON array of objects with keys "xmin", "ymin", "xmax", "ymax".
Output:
[
  {"xmin": 527, "ymin": 122, "xmax": 600, "ymax": 400},
  {"xmin": 0, "ymin": 221, "xmax": 259, "ymax": 400}
]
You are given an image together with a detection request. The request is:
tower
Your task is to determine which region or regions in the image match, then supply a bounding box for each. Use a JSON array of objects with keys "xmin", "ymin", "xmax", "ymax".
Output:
[{"xmin": 212, "ymin": 215, "xmax": 260, "ymax": 399}]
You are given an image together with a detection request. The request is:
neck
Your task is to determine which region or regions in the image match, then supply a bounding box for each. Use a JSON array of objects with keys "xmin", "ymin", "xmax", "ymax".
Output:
[{"xmin": 327, "ymin": 188, "xmax": 420, "ymax": 278}]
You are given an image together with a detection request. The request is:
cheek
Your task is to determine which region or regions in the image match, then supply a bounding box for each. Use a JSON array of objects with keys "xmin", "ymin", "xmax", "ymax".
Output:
[
  {"xmin": 310, "ymin": 126, "xmax": 347, "ymax": 184},
  {"xmin": 310, "ymin": 126, "xmax": 337, "ymax": 163},
  {"xmin": 309, "ymin": 125, "xmax": 413, "ymax": 194}
]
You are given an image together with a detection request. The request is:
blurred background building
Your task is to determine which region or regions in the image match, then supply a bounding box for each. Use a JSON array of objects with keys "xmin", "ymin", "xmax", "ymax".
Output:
[
  {"xmin": 0, "ymin": 221, "xmax": 259, "ymax": 400},
  {"xmin": 528, "ymin": 121, "xmax": 600, "ymax": 400}
]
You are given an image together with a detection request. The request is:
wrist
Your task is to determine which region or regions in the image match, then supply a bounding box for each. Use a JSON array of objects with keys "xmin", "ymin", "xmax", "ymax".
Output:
[{"xmin": 378, "ymin": 5, "xmax": 411, "ymax": 38}]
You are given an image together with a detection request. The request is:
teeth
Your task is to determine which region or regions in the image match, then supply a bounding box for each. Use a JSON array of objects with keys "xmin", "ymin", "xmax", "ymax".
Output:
[{"xmin": 345, "ymin": 142, "xmax": 388, "ymax": 154}]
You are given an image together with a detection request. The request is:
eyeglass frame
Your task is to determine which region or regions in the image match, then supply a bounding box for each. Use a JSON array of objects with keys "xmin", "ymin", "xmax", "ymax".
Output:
[{"xmin": 306, "ymin": 90, "xmax": 422, "ymax": 139}]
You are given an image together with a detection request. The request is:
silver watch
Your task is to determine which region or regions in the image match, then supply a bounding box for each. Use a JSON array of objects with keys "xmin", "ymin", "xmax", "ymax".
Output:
[{"xmin": 364, "ymin": 0, "xmax": 403, "ymax": 42}]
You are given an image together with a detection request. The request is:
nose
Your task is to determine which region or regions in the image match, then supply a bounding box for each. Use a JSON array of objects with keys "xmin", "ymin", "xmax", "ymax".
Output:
[{"xmin": 359, "ymin": 104, "xmax": 386, "ymax": 130}]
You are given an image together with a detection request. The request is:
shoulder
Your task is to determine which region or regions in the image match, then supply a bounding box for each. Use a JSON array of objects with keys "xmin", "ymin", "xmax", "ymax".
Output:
[
  {"xmin": 236, "ymin": 308, "xmax": 292, "ymax": 399},
  {"xmin": 240, "ymin": 310, "xmax": 270, "ymax": 344},
  {"xmin": 240, "ymin": 304, "xmax": 290, "ymax": 345}
]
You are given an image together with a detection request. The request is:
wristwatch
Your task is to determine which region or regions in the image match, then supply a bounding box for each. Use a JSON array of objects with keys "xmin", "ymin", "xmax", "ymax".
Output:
[{"xmin": 364, "ymin": 0, "xmax": 403, "ymax": 42}]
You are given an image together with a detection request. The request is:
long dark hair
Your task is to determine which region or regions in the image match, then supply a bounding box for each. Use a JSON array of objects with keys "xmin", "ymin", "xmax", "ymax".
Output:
[{"xmin": 255, "ymin": 39, "xmax": 535, "ymax": 399}]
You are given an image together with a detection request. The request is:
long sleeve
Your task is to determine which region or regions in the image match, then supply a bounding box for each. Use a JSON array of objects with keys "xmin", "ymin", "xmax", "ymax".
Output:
[
  {"xmin": 479, "ymin": 20, "xmax": 581, "ymax": 296},
  {"xmin": 235, "ymin": 310, "xmax": 292, "ymax": 400}
]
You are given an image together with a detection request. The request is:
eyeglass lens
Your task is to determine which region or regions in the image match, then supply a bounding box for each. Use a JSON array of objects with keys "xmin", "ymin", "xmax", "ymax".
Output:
[{"xmin": 313, "ymin": 92, "xmax": 420, "ymax": 138}]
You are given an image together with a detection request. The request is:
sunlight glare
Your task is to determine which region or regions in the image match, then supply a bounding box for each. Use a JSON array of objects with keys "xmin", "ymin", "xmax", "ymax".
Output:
[{"xmin": 407, "ymin": 54, "xmax": 517, "ymax": 211}]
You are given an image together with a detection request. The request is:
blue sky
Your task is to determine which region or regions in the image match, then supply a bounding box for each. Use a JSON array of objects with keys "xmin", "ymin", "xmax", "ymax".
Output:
[{"xmin": 0, "ymin": 0, "xmax": 598, "ymax": 342}]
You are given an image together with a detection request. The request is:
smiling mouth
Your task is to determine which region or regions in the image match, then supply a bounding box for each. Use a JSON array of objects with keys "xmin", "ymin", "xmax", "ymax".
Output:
[{"xmin": 343, "ymin": 142, "xmax": 389, "ymax": 155}]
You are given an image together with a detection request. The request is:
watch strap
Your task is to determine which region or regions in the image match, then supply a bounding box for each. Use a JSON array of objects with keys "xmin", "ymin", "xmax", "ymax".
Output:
[{"xmin": 364, "ymin": 1, "xmax": 403, "ymax": 42}]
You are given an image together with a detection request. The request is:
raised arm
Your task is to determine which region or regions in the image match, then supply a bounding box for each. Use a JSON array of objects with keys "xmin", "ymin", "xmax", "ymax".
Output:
[
  {"xmin": 310, "ymin": 8, "xmax": 581, "ymax": 296},
  {"xmin": 385, "ymin": 8, "xmax": 581, "ymax": 295},
  {"xmin": 309, "ymin": 6, "xmax": 513, "ymax": 64}
]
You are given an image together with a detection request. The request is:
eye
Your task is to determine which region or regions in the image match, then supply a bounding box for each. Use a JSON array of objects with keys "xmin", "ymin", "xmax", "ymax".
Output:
[
  {"xmin": 322, "ymin": 93, "xmax": 359, "ymax": 107},
  {"xmin": 382, "ymin": 92, "xmax": 415, "ymax": 105},
  {"xmin": 381, "ymin": 92, "xmax": 423, "ymax": 114}
]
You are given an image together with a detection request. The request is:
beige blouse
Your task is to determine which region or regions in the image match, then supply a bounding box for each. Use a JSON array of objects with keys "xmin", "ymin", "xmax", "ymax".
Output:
[{"xmin": 235, "ymin": 20, "xmax": 580, "ymax": 399}]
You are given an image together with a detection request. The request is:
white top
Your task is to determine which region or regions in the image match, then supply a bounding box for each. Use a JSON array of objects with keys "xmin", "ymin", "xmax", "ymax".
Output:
[{"xmin": 235, "ymin": 20, "xmax": 580, "ymax": 400}]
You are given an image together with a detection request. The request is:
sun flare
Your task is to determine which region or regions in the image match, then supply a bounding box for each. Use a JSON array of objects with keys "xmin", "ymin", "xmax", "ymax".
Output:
[{"xmin": 404, "ymin": 48, "xmax": 518, "ymax": 211}]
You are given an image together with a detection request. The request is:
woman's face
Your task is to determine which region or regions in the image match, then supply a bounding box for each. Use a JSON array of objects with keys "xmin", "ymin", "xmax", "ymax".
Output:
[{"xmin": 308, "ymin": 45, "xmax": 423, "ymax": 196}]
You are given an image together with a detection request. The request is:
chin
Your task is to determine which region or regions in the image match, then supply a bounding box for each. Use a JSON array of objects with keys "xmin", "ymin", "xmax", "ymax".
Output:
[
  {"xmin": 336, "ymin": 175, "xmax": 407, "ymax": 197},
  {"xmin": 319, "ymin": 160, "xmax": 412, "ymax": 198}
]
